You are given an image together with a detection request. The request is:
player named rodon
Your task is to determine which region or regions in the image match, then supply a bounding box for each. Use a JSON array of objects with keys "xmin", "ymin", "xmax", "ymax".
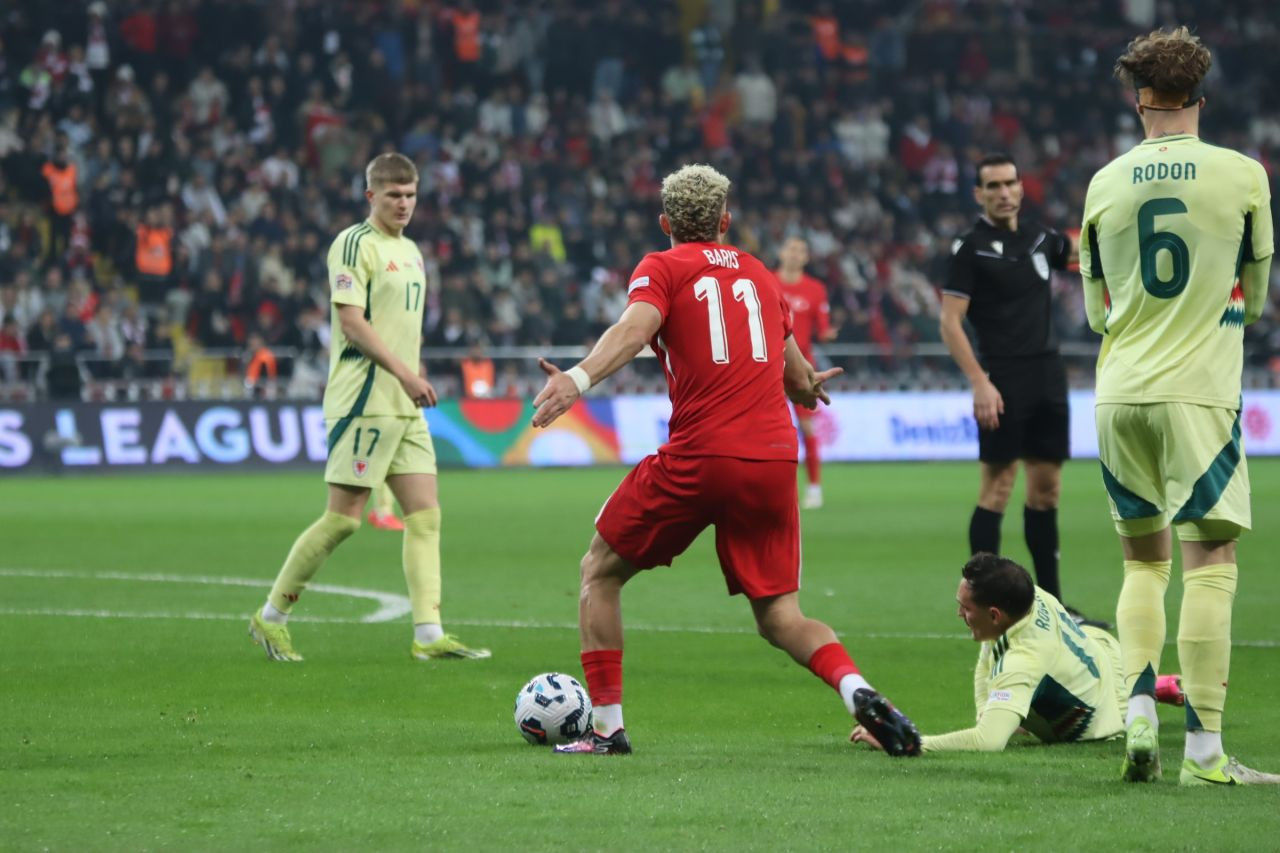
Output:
[
  {"xmin": 1081, "ymin": 26, "xmax": 1277, "ymax": 785},
  {"xmin": 530, "ymin": 164, "xmax": 920, "ymax": 757}
]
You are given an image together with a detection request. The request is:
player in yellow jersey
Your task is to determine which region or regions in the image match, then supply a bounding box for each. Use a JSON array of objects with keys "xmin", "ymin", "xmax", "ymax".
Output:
[
  {"xmin": 851, "ymin": 554, "xmax": 1184, "ymax": 753},
  {"xmin": 249, "ymin": 153, "xmax": 489, "ymax": 663},
  {"xmin": 1080, "ymin": 28, "xmax": 1276, "ymax": 785}
]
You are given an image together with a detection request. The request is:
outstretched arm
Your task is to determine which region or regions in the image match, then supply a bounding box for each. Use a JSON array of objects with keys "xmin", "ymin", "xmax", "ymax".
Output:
[
  {"xmin": 531, "ymin": 301, "xmax": 663, "ymax": 428},
  {"xmin": 783, "ymin": 335, "xmax": 842, "ymax": 409},
  {"xmin": 852, "ymin": 705, "xmax": 1023, "ymax": 753}
]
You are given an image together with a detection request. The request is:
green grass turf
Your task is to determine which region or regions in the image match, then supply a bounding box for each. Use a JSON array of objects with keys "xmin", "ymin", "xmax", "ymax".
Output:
[{"xmin": 2, "ymin": 460, "xmax": 1278, "ymax": 851}]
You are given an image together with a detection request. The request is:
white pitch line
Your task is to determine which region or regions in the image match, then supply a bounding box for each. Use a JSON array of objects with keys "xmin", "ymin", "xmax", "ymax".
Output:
[
  {"xmin": 0, "ymin": 607, "xmax": 372, "ymax": 624},
  {"xmin": 0, "ymin": 567, "xmax": 411, "ymax": 624},
  {"xmin": 0, "ymin": 605, "xmax": 1277, "ymax": 648},
  {"xmin": 2, "ymin": 568, "xmax": 1278, "ymax": 648}
]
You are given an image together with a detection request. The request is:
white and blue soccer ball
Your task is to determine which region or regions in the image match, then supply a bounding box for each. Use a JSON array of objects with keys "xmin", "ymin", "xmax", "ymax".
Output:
[{"xmin": 514, "ymin": 672, "xmax": 593, "ymax": 746}]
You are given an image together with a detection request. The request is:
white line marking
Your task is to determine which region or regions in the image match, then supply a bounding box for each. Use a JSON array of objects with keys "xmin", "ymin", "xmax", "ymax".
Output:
[
  {"xmin": 2, "ymin": 568, "xmax": 1278, "ymax": 648},
  {"xmin": 0, "ymin": 607, "xmax": 374, "ymax": 624},
  {"xmin": 0, "ymin": 568, "xmax": 411, "ymax": 624}
]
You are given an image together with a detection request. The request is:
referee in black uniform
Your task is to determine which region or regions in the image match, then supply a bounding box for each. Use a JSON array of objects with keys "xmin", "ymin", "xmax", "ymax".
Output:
[{"xmin": 940, "ymin": 152, "xmax": 1099, "ymax": 624}]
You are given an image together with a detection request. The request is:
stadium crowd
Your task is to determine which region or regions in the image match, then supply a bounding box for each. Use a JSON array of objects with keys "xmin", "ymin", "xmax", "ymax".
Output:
[{"xmin": 0, "ymin": 0, "xmax": 1277, "ymax": 398}]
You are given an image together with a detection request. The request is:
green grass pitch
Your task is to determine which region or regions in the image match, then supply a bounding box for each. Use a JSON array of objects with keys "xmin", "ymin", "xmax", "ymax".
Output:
[{"xmin": 3, "ymin": 460, "xmax": 1279, "ymax": 850}]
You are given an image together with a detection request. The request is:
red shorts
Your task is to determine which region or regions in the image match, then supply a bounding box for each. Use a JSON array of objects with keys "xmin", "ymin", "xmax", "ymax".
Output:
[
  {"xmin": 793, "ymin": 402, "xmax": 814, "ymax": 423},
  {"xmin": 595, "ymin": 453, "xmax": 800, "ymax": 599}
]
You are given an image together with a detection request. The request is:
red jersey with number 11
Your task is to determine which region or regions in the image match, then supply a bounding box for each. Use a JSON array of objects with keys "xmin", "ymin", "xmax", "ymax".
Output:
[{"xmin": 626, "ymin": 241, "xmax": 797, "ymax": 461}]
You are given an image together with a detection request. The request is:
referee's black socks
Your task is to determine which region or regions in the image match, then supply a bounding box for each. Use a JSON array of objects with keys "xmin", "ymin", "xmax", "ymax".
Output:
[
  {"xmin": 968, "ymin": 506, "xmax": 1002, "ymax": 557},
  {"xmin": 1023, "ymin": 506, "xmax": 1061, "ymax": 600}
]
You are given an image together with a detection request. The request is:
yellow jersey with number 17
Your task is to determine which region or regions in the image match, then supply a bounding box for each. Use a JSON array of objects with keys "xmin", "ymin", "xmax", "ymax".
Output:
[
  {"xmin": 1080, "ymin": 134, "xmax": 1273, "ymax": 408},
  {"xmin": 324, "ymin": 219, "xmax": 427, "ymax": 421}
]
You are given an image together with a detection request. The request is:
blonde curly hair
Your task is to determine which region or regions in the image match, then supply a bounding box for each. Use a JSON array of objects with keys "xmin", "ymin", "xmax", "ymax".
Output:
[
  {"xmin": 1114, "ymin": 26, "xmax": 1211, "ymax": 105},
  {"xmin": 660, "ymin": 164, "xmax": 731, "ymax": 243}
]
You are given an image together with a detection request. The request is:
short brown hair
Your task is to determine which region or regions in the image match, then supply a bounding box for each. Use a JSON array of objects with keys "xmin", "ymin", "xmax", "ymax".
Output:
[
  {"xmin": 1114, "ymin": 26, "xmax": 1211, "ymax": 104},
  {"xmin": 365, "ymin": 152, "xmax": 418, "ymax": 190},
  {"xmin": 660, "ymin": 164, "xmax": 730, "ymax": 243},
  {"xmin": 962, "ymin": 553, "xmax": 1035, "ymax": 620}
]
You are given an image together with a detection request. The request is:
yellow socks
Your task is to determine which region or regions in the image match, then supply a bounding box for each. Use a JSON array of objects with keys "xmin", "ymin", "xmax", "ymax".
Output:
[
  {"xmin": 403, "ymin": 508, "xmax": 443, "ymax": 625},
  {"xmin": 1178, "ymin": 563, "xmax": 1237, "ymax": 733},
  {"xmin": 268, "ymin": 512, "xmax": 361, "ymax": 613},
  {"xmin": 1117, "ymin": 559, "xmax": 1172, "ymax": 706}
]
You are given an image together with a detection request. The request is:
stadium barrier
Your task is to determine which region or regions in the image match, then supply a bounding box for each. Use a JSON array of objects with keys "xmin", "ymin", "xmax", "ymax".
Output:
[{"xmin": 5, "ymin": 391, "xmax": 1280, "ymax": 474}]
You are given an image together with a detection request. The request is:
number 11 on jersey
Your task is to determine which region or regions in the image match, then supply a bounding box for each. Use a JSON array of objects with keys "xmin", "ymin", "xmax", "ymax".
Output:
[{"xmin": 694, "ymin": 276, "xmax": 768, "ymax": 364}]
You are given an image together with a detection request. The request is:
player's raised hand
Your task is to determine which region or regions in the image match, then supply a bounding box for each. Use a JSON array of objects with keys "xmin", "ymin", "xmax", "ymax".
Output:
[
  {"xmin": 788, "ymin": 365, "xmax": 844, "ymax": 410},
  {"xmin": 972, "ymin": 378, "xmax": 1003, "ymax": 429},
  {"xmin": 811, "ymin": 366, "xmax": 842, "ymax": 406},
  {"xmin": 532, "ymin": 357, "xmax": 579, "ymax": 427},
  {"xmin": 400, "ymin": 372, "xmax": 438, "ymax": 408}
]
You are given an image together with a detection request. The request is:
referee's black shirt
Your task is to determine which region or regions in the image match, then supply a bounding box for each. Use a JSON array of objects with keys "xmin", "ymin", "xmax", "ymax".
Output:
[{"xmin": 944, "ymin": 217, "xmax": 1072, "ymax": 364}]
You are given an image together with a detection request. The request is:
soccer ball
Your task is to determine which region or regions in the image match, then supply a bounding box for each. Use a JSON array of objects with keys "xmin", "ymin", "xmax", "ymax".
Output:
[{"xmin": 514, "ymin": 672, "xmax": 593, "ymax": 746}]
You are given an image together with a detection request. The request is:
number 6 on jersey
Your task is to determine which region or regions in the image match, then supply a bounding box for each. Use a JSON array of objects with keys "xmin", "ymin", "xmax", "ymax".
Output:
[{"xmin": 694, "ymin": 276, "xmax": 768, "ymax": 364}]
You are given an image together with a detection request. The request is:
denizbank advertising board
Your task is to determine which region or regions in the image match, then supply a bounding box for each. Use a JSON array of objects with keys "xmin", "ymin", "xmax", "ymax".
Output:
[{"xmin": 4, "ymin": 391, "xmax": 1280, "ymax": 473}]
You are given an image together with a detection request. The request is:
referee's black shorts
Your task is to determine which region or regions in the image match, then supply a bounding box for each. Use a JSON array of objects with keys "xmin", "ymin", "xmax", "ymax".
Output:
[{"xmin": 978, "ymin": 355, "xmax": 1069, "ymax": 464}]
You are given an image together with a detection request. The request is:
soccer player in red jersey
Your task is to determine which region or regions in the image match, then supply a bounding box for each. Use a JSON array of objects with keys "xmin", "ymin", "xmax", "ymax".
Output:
[
  {"xmin": 532, "ymin": 165, "xmax": 920, "ymax": 757},
  {"xmin": 776, "ymin": 236, "xmax": 835, "ymax": 508}
]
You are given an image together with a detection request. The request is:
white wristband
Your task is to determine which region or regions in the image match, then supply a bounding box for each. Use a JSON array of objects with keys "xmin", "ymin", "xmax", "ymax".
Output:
[{"xmin": 565, "ymin": 366, "xmax": 592, "ymax": 394}]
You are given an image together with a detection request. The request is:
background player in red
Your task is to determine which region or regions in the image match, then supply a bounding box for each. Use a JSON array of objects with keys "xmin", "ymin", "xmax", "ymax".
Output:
[
  {"xmin": 776, "ymin": 236, "xmax": 835, "ymax": 508},
  {"xmin": 532, "ymin": 164, "xmax": 920, "ymax": 757}
]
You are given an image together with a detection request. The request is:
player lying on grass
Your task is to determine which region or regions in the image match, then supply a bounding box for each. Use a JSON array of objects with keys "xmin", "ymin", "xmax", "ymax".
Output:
[
  {"xmin": 853, "ymin": 554, "xmax": 1184, "ymax": 753},
  {"xmin": 530, "ymin": 163, "xmax": 920, "ymax": 757}
]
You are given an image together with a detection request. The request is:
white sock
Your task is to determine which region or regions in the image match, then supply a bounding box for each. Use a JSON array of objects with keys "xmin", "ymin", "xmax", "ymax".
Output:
[
  {"xmin": 1185, "ymin": 730, "xmax": 1224, "ymax": 767},
  {"xmin": 838, "ymin": 673, "xmax": 873, "ymax": 715},
  {"xmin": 414, "ymin": 622, "xmax": 444, "ymax": 645},
  {"xmin": 262, "ymin": 602, "xmax": 288, "ymax": 625},
  {"xmin": 1125, "ymin": 694, "xmax": 1158, "ymax": 729},
  {"xmin": 593, "ymin": 703, "xmax": 624, "ymax": 735}
]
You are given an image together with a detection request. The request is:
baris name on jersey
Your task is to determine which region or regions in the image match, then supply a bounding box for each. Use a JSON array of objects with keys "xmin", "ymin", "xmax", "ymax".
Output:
[{"xmin": 702, "ymin": 248, "xmax": 739, "ymax": 268}]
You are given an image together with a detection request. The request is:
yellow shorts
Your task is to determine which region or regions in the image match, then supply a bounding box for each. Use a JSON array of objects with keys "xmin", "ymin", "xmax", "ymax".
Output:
[
  {"xmin": 324, "ymin": 415, "xmax": 437, "ymax": 487},
  {"xmin": 1095, "ymin": 403, "xmax": 1249, "ymax": 540}
]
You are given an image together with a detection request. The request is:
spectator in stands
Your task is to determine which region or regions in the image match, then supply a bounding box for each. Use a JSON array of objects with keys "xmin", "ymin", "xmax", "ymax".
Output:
[
  {"xmin": 45, "ymin": 332, "xmax": 84, "ymax": 400},
  {"xmin": 0, "ymin": 315, "xmax": 24, "ymax": 382},
  {"xmin": 134, "ymin": 205, "xmax": 174, "ymax": 306},
  {"xmin": 25, "ymin": 306, "xmax": 58, "ymax": 352},
  {"xmin": 85, "ymin": 301, "xmax": 124, "ymax": 378},
  {"xmin": 461, "ymin": 344, "xmax": 495, "ymax": 398},
  {"xmin": 191, "ymin": 270, "xmax": 234, "ymax": 349},
  {"xmin": 41, "ymin": 138, "xmax": 79, "ymax": 266},
  {"xmin": 0, "ymin": 0, "xmax": 1276, "ymax": 400},
  {"xmin": 242, "ymin": 331, "xmax": 277, "ymax": 397}
]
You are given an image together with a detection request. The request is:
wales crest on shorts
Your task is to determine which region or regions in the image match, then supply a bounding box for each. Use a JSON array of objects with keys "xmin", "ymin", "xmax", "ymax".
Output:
[{"xmin": 353, "ymin": 459, "xmax": 369, "ymax": 478}]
